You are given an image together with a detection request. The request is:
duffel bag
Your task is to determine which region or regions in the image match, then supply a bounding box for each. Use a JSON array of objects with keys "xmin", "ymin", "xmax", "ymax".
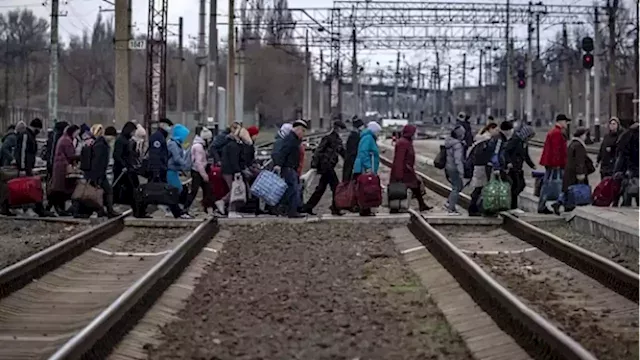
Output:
[
  {"xmin": 592, "ymin": 176, "xmax": 621, "ymax": 207},
  {"xmin": 387, "ymin": 182, "xmax": 407, "ymax": 201},
  {"xmin": 481, "ymin": 172, "xmax": 511, "ymax": 213},
  {"xmin": 8, "ymin": 176, "xmax": 43, "ymax": 206},
  {"xmin": 357, "ymin": 172, "xmax": 382, "ymax": 209},
  {"xmin": 137, "ymin": 181, "xmax": 180, "ymax": 206},
  {"xmin": 334, "ymin": 180, "xmax": 358, "ymax": 210},
  {"xmin": 71, "ymin": 179, "xmax": 104, "ymax": 209},
  {"xmin": 250, "ymin": 170, "xmax": 287, "ymax": 206},
  {"xmin": 567, "ymin": 183, "xmax": 592, "ymax": 207},
  {"xmin": 209, "ymin": 165, "xmax": 229, "ymax": 202}
]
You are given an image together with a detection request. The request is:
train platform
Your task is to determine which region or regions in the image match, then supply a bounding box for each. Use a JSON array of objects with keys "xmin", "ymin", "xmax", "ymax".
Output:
[{"xmin": 379, "ymin": 139, "xmax": 639, "ymax": 252}]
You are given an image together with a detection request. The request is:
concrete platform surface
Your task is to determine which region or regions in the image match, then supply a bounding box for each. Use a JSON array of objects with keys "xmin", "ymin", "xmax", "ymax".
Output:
[{"xmin": 569, "ymin": 206, "xmax": 639, "ymax": 250}]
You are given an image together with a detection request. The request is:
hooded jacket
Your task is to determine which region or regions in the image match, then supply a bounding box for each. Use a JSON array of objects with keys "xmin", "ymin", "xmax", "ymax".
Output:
[
  {"xmin": 209, "ymin": 128, "xmax": 231, "ymax": 164},
  {"xmin": 445, "ymin": 126, "xmax": 466, "ymax": 176},
  {"xmin": 614, "ymin": 122, "xmax": 639, "ymax": 177},
  {"xmin": 113, "ymin": 121, "xmax": 137, "ymax": 178},
  {"xmin": 390, "ymin": 125, "xmax": 420, "ymax": 188},
  {"xmin": 167, "ymin": 124, "xmax": 190, "ymax": 172},
  {"xmin": 0, "ymin": 130, "xmax": 17, "ymax": 166},
  {"xmin": 540, "ymin": 124, "xmax": 567, "ymax": 168},
  {"xmin": 191, "ymin": 135, "xmax": 209, "ymax": 181},
  {"xmin": 86, "ymin": 136, "xmax": 110, "ymax": 183},
  {"xmin": 353, "ymin": 128, "xmax": 380, "ymax": 175},
  {"xmin": 343, "ymin": 126, "xmax": 362, "ymax": 181},
  {"xmin": 596, "ymin": 120, "xmax": 620, "ymax": 175},
  {"xmin": 273, "ymin": 130, "xmax": 302, "ymax": 170},
  {"xmin": 455, "ymin": 118, "xmax": 473, "ymax": 151},
  {"xmin": 504, "ymin": 125, "xmax": 536, "ymax": 171},
  {"xmin": 15, "ymin": 127, "xmax": 39, "ymax": 174},
  {"xmin": 271, "ymin": 123, "xmax": 293, "ymax": 163}
]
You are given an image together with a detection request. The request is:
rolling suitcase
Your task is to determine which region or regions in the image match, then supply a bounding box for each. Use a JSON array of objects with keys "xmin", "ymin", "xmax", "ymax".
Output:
[
  {"xmin": 209, "ymin": 166, "xmax": 229, "ymax": 201},
  {"xmin": 357, "ymin": 173, "xmax": 382, "ymax": 209},
  {"xmin": 7, "ymin": 176, "xmax": 43, "ymax": 206}
]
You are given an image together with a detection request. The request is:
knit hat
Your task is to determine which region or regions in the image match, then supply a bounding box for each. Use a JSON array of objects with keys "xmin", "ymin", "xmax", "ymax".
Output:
[
  {"xmin": 555, "ymin": 114, "xmax": 571, "ymax": 122},
  {"xmin": 105, "ymin": 126, "xmax": 118, "ymax": 136},
  {"xmin": 367, "ymin": 121, "xmax": 382, "ymax": 135},
  {"xmin": 293, "ymin": 119, "xmax": 308, "ymax": 129},
  {"xmin": 200, "ymin": 127, "xmax": 213, "ymax": 141},
  {"xmin": 500, "ymin": 121, "xmax": 514, "ymax": 131},
  {"xmin": 456, "ymin": 112, "xmax": 466, "ymax": 121},
  {"xmin": 90, "ymin": 124, "xmax": 104, "ymax": 137},
  {"xmin": 333, "ymin": 120, "xmax": 346, "ymax": 130},
  {"xmin": 573, "ymin": 127, "xmax": 589, "ymax": 138},
  {"xmin": 352, "ymin": 118, "xmax": 364, "ymax": 128},
  {"xmin": 246, "ymin": 125, "xmax": 260, "ymax": 138},
  {"xmin": 30, "ymin": 118, "xmax": 43, "ymax": 129}
]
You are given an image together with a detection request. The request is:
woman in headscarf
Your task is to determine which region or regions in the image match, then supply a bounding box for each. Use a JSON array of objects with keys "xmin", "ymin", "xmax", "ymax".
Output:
[{"xmin": 49, "ymin": 124, "xmax": 81, "ymax": 215}]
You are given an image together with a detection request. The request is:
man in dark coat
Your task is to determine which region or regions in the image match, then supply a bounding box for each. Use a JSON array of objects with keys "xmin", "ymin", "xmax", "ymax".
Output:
[
  {"xmin": 614, "ymin": 121, "xmax": 639, "ymax": 206},
  {"xmin": 146, "ymin": 118, "xmax": 172, "ymax": 180},
  {"xmin": 596, "ymin": 117, "xmax": 621, "ymax": 180},
  {"xmin": 343, "ymin": 118, "xmax": 364, "ymax": 181},
  {"xmin": 14, "ymin": 118, "xmax": 52, "ymax": 217},
  {"xmin": 0, "ymin": 125, "xmax": 16, "ymax": 166},
  {"xmin": 273, "ymin": 120, "xmax": 307, "ymax": 218},
  {"xmin": 87, "ymin": 126, "xmax": 120, "ymax": 218},
  {"xmin": 504, "ymin": 125, "xmax": 536, "ymax": 209},
  {"xmin": 302, "ymin": 120, "xmax": 346, "ymax": 215}
]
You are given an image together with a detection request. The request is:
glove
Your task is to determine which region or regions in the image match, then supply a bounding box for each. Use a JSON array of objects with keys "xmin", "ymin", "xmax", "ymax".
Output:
[
  {"xmin": 273, "ymin": 166, "xmax": 281, "ymax": 174},
  {"xmin": 613, "ymin": 172, "xmax": 624, "ymax": 180},
  {"xmin": 576, "ymin": 174, "xmax": 585, "ymax": 181}
]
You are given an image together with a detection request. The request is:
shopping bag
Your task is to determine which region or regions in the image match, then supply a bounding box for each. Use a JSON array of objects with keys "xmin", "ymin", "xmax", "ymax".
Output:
[
  {"xmin": 481, "ymin": 172, "xmax": 511, "ymax": 213},
  {"xmin": 334, "ymin": 181, "xmax": 358, "ymax": 210},
  {"xmin": 250, "ymin": 170, "xmax": 288, "ymax": 206},
  {"xmin": 7, "ymin": 176, "xmax": 43, "ymax": 206},
  {"xmin": 567, "ymin": 183, "xmax": 592, "ymax": 207},
  {"xmin": 230, "ymin": 173, "xmax": 247, "ymax": 206},
  {"xmin": 71, "ymin": 179, "xmax": 104, "ymax": 209}
]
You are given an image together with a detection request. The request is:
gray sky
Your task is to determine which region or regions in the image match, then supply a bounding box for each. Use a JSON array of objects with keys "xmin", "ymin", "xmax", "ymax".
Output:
[{"xmin": 1, "ymin": 0, "xmax": 633, "ymax": 86}]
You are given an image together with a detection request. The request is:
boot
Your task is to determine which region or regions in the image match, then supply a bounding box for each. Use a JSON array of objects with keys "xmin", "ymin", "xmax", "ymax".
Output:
[
  {"xmin": 0, "ymin": 201, "xmax": 14, "ymax": 216},
  {"xmin": 105, "ymin": 193, "xmax": 121, "ymax": 218}
]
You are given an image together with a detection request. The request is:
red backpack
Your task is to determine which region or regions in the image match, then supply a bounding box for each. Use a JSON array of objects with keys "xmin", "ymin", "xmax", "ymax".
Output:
[{"xmin": 592, "ymin": 177, "xmax": 621, "ymax": 207}]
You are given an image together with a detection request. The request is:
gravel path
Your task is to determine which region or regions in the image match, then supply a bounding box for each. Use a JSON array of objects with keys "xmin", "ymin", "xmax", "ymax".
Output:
[
  {"xmin": 0, "ymin": 220, "xmax": 88, "ymax": 270},
  {"xmin": 534, "ymin": 222, "xmax": 639, "ymax": 273},
  {"xmin": 149, "ymin": 223, "xmax": 472, "ymax": 360}
]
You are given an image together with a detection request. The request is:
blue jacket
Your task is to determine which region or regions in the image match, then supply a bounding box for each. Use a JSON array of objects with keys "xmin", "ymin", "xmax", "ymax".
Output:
[
  {"xmin": 353, "ymin": 129, "xmax": 380, "ymax": 175},
  {"xmin": 167, "ymin": 124, "xmax": 190, "ymax": 190},
  {"xmin": 148, "ymin": 128, "xmax": 169, "ymax": 174}
]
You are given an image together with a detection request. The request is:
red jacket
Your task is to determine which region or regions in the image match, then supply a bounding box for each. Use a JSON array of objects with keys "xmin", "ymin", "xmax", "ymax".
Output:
[
  {"xmin": 390, "ymin": 125, "xmax": 420, "ymax": 188},
  {"xmin": 539, "ymin": 124, "xmax": 567, "ymax": 168}
]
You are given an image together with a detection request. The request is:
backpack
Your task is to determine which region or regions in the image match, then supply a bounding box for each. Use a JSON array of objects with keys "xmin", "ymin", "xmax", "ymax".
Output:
[{"xmin": 433, "ymin": 145, "xmax": 447, "ymax": 169}]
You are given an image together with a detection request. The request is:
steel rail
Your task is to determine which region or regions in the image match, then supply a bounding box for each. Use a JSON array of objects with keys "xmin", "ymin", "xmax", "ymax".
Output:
[
  {"xmin": 408, "ymin": 209, "xmax": 598, "ymax": 360},
  {"xmin": 379, "ymin": 153, "xmax": 639, "ymax": 301},
  {"xmin": 48, "ymin": 217, "xmax": 220, "ymax": 360},
  {"xmin": 0, "ymin": 210, "xmax": 130, "ymax": 297}
]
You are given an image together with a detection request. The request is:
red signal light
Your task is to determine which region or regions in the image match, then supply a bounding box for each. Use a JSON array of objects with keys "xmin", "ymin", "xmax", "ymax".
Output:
[
  {"xmin": 583, "ymin": 54, "xmax": 594, "ymax": 69},
  {"xmin": 517, "ymin": 79, "xmax": 526, "ymax": 89}
]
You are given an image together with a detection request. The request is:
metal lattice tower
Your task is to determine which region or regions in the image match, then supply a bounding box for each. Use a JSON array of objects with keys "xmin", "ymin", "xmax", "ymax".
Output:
[{"xmin": 145, "ymin": 0, "xmax": 169, "ymax": 131}]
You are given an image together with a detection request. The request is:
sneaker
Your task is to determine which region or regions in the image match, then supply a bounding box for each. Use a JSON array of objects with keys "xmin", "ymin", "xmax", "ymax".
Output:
[
  {"xmin": 179, "ymin": 213, "xmax": 194, "ymax": 219},
  {"xmin": 447, "ymin": 210, "xmax": 461, "ymax": 216},
  {"xmin": 287, "ymin": 212, "xmax": 306, "ymax": 218},
  {"xmin": 215, "ymin": 200, "xmax": 226, "ymax": 215},
  {"xmin": 228, "ymin": 211, "xmax": 241, "ymax": 218}
]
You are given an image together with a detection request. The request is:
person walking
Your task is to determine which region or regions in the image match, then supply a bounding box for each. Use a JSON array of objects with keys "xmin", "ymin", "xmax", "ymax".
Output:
[
  {"xmin": 272, "ymin": 120, "xmax": 308, "ymax": 218},
  {"xmin": 302, "ymin": 120, "xmax": 346, "ymax": 216},
  {"xmin": 390, "ymin": 124, "xmax": 432, "ymax": 212},
  {"xmin": 80, "ymin": 125, "xmax": 120, "ymax": 218},
  {"xmin": 467, "ymin": 123, "xmax": 499, "ymax": 215},
  {"xmin": 444, "ymin": 125, "xmax": 466, "ymax": 215},
  {"xmin": 112, "ymin": 121, "xmax": 139, "ymax": 207},
  {"xmin": 537, "ymin": 114, "xmax": 570, "ymax": 214},
  {"xmin": 353, "ymin": 121, "xmax": 382, "ymax": 216},
  {"xmin": 185, "ymin": 126, "xmax": 213, "ymax": 213},
  {"xmin": 504, "ymin": 124, "xmax": 536, "ymax": 210},
  {"xmin": 343, "ymin": 118, "xmax": 364, "ymax": 182},
  {"xmin": 49, "ymin": 125, "xmax": 81, "ymax": 216},
  {"xmin": 551, "ymin": 127, "xmax": 594, "ymax": 214},
  {"xmin": 596, "ymin": 117, "xmax": 621, "ymax": 180},
  {"xmin": 166, "ymin": 124, "xmax": 193, "ymax": 219}
]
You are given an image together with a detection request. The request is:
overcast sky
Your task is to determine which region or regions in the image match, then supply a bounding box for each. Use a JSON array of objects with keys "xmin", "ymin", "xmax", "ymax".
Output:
[{"xmin": 1, "ymin": 0, "xmax": 633, "ymax": 87}]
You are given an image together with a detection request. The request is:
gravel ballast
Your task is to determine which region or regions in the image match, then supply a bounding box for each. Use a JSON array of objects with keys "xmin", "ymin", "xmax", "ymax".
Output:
[
  {"xmin": 0, "ymin": 219, "xmax": 88, "ymax": 270},
  {"xmin": 149, "ymin": 222, "xmax": 472, "ymax": 360}
]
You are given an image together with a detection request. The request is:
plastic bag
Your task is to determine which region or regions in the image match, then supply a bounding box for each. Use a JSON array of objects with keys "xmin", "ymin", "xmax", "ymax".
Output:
[{"xmin": 230, "ymin": 173, "xmax": 247, "ymax": 206}]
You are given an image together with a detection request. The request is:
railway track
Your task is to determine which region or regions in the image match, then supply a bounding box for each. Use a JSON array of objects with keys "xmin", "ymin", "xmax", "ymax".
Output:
[{"xmin": 378, "ymin": 154, "xmax": 638, "ymax": 359}]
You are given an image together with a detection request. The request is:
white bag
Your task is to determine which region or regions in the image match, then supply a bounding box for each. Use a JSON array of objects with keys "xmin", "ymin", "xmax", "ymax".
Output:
[
  {"xmin": 230, "ymin": 173, "xmax": 247, "ymax": 206},
  {"xmin": 300, "ymin": 169, "xmax": 317, "ymax": 197}
]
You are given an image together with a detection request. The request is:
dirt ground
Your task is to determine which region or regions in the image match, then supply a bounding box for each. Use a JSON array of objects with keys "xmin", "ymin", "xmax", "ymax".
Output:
[
  {"xmin": 0, "ymin": 220, "xmax": 88, "ymax": 270},
  {"xmin": 148, "ymin": 223, "xmax": 472, "ymax": 360}
]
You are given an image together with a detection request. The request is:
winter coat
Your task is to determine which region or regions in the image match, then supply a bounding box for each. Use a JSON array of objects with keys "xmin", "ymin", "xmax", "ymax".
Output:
[
  {"xmin": 221, "ymin": 137, "xmax": 243, "ymax": 175},
  {"xmin": 614, "ymin": 123, "xmax": 639, "ymax": 178},
  {"xmin": 504, "ymin": 126, "xmax": 536, "ymax": 171},
  {"xmin": 342, "ymin": 129, "xmax": 360, "ymax": 181},
  {"xmin": 209, "ymin": 129, "xmax": 231, "ymax": 164},
  {"xmin": 79, "ymin": 137, "xmax": 95, "ymax": 172},
  {"xmin": 311, "ymin": 130, "xmax": 345, "ymax": 173},
  {"xmin": 50, "ymin": 134, "xmax": 78, "ymax": 195},
  {"xmin": 147, "ymin": 128, "xmax": 169, "ymax": 175},
  {"xmin": 456, "ymin": 119, "xmax": 473, "ymax": 152},
  {"xmin": 482, "ymin": 132, "xmax": 509, "ymax": 170},
  {"xmin": 242, "ymin": 142, "xmax": 255, "ymax": 169},
  {"xmin": 353, "ymin": 129, "xmax": 380, "ymax": 175},
  {"xmin": 15, "ymin": 127, "xmax": 39, "ymax": 173},
  {"xmin": 0, "ymin": 131, "xmax": 17, "ymax": 166},
  {"xmin": 539, "ymin": 124, "xmax": 567, "ymax": 168},
  {"xmin": 86, "ymin": 136, "xmax": 110, "ymax": 183},
  {"xmin": 113, "ymin": 122, "xmax": 137, "ymax": 176},
  {"xmin": 191, "ymin": 135, "xmax": 209, "ymax": 181},
  {"xmin": 444, "ymin": 136, "xmax": 465, "ymax": 177},
  {"xmin": 167, "ymin": 124, "xmax": 190, "ymax": 191},
  {"xmin": 273, "ymin": 131, "xmax": 302, "ymax": 170},
  {"xmin": 563, "ymin": 138, "xmax": 593, "ymax": 192},
  {"xmin": 597, "ymin": 130, "xmax": 620, "ymax": 175},
  {"xmin": 298, "ymin": 143, "xmax": 305, "ymax": 176},
  {"xmin": 390, "ymin": 125, "xmax": 420, "ymax": 188},
  {"xmin": 468, "ymin": 132, "xmax": 492, "ymax": 188},
  {"xmin": 45, "ymin": 121, "xmax": 68, "ymax": 171}
]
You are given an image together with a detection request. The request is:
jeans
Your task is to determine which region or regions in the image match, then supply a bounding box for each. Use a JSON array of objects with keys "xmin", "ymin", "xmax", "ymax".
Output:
[
  {"xmin": 304, "ymin": 169, "xmax": 339, "ymax": 211},
  {"xmin": 537, "ymin": 167, "xmax": 563, "ymax": 212},
  {"xmin": 281, "ymin": 167, "xmax": 301, "ymax": 215},
  {"xmin": 446, "ymin": 168, "xmax": 462, "ymax": 211}
]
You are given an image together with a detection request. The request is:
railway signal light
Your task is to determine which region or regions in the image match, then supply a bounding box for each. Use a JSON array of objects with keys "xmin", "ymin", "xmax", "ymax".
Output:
[
  {"xmin": 517, "ymin": 69, "xmax": 526, "ymax": 89},
  {"xmin": 583, "ymin": 53, "xmax": 594, "ymax": 69},
  {"xmin": 581, "ymin": 36, "xmax": 594, "ymax": 52}
]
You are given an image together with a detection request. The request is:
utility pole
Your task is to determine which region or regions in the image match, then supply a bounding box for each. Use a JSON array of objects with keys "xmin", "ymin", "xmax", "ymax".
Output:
[
  {"xmin": 392, "ymin": 51, "xmax": 399, "ymax": 118},
  {"xmin": 176, "ymin": 17, "xmax": 184, "ymax": 124},
  {"xmin": 447, "ymin": 64, "xmax": 451, "ymax": 118},
  {"xmin": 526, "ymin": 19, "xmax": 533, "ymax": 125},
  {"xmin": 606, "ymin": 0, "xmax": 618, "ymax": 118},
  {"xmin": 208, "ymin": 0, "xmax": 218, "ymax": 128},
  {"xmin": 319, "ymin": 50, "xmax": 324, "ymax": 122},
  {"xmin": 115, "ymin": 0, "xmax": 131, "ymax": 128},
  {"xmin": 477, "ymin": 49, "xmax": 483, "ymax": 121},
  {"xmin": 435, "ymin": 51, "xmax": 441, "ymax": 118},
  {"xmin": 505, "ymin": 0, "xmax": 514, "ymax": 120},
  {"xmin": 462, "ymin": 53, "xmax": 466, "ymax": 89},
  {"xmin": 235, "ymin": 28, "xmax": 244, "ymax": 124},
  {"xmin": 305, "ymin": 31, "xmax": 312, "ymax": 125},
  {"xmin": 196, "ymin": 0, "xmax": 207, "ymax": 123},
  {"xmin": 594, "ymin": 6, "xmax": 601, "ymax": 141},
  {"xmin": 48, "ymin": 0, "xmax": 60, "ymax": 124},
  {"xmin": 562, "ymin": 24, "xmax": 572, "ymax": 118},
  {"xmin": 226, "ymin": 0, "xmax": 235, "ymax": 126},
  {"xmin": 351, "ymin": 25, "xmax": 359, "ymax": 119},
  {"xmin": 3, "ymin": 38, "xmax": 8, "ymax": 129}
]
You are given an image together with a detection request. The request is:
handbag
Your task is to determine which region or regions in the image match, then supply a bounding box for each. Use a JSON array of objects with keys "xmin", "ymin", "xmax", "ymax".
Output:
[
  {"xmin": 72, "ymin": 179, "xmax": 104, "ymax": 209},
  {"xmin": 0, "ymin": 166, "xmax": 19, "ymax": 182},
  {"xmin": 230, "ymin": 173, "xmax": 247, "ymax": 206},
  {"xmin": 7, "ymin": 176, "xmax": 43, "ymax": 206}
]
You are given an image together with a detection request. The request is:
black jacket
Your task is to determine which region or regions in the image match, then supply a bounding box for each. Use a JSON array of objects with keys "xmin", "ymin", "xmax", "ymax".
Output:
[
  {"xmin": 80, "ymin": 142, "xmax": 93, "ymax": 172},
  {"xmin": 272, "ymin": 132, "xmax": 301, "ymax": 169},
  {"xmin": 479, "ymin": 132, "xmax": 508, "ymax": 170},
  {"xmin": 242, "ymin": 143, "xmax": 255, "ymax": 169},
  {"xmin": 597, "ymin": 131, "xmax": 620, "ymax": 174},
  {"xmin": 221, "ymin": 138, "xmax": 243, "ymax": 175},
  {"xmin": 311, "ymin": 131, "xmax": 344, "ymax": 173},
  {"xmin": 614, "ymin": 125, "xmax": 639, "ymax": 177},
  {"xmin": 343, "ymin": 129, "xmax": 360, "ymax": 181},
  {"xmin": 209, "ymin": 129, "xmax": 231, "ymax": 164},
  {"xmin": 146, "ymin": 128, "xmax": 169, "ymax": 175},
  {"xmin": 15, "ymin": 128, "xmax": 38, "ymax": 173},
  {"xmin": 456, "ymin": 119, "xmax": 473, "ymax": 151},
  {"xmin": 86, "ymin": 136, "xmax": 110, "ymax": 183},
  {"xmin": 0, "ymin": 131, "xmax": 17, "ymax": 166},
  {"xmin": 504, "ymin": 136, "xmax": 536, "ymax": 171}
]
